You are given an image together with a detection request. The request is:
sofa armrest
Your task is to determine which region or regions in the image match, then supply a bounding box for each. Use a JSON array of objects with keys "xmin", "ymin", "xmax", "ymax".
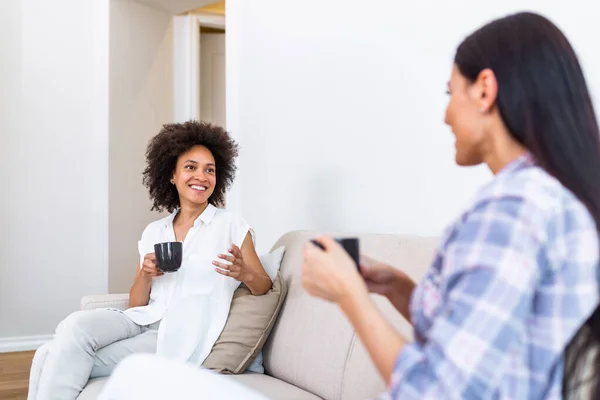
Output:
[{"xmin": 80, "ymin": 293, "xmax": 130, "ymax": 311}]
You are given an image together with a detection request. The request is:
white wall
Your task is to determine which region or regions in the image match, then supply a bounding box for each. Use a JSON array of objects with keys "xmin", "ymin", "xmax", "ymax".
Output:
[
  {"xmin": 227, "ymin": 0, "xmax": 600, "ymax": 254},
  {"xmin": 0, "ymin": 0, "xmax": 109, "ymax": 343},
  {"xmin": 108, "ymin": 0, "xmax": 175, "ymax": 294},
  {"xmin": 0, "ymin": 0, "xmax": 176, "ymax": 347}
]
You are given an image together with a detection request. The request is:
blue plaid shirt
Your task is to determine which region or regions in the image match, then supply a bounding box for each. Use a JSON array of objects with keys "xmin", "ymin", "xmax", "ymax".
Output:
[{"xmin": 388, "ymin": 154, "xmax": 599, "ymax": 399}]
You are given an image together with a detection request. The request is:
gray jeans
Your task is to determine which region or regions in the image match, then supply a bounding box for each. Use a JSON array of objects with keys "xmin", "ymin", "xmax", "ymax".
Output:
[{"xmin": 33, "ymin": 309, "xmax": 158, "ymax": 400}]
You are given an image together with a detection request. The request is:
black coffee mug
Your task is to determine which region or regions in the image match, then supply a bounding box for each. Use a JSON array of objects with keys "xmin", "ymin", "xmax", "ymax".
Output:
[
  {"xmin": 154, "ymin": 242, "xmax": 183, "ymax": 273},
  {"xmin": 311, "ymin": 237, "xmax": 360, "ymax": 271}
]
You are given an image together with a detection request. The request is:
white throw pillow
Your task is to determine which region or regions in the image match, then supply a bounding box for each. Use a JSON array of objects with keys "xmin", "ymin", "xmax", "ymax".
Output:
[
  {"xmin": 261, "ymin": 246, "xmax": 285, "ymax": 282},
  {"xmin": 246, "ymin": 246, "xmax": 286, "ymax": 374}
]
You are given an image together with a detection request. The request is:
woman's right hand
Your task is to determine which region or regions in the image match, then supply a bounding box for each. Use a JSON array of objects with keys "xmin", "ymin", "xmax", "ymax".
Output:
[
  {"xmin": 129, "ymin": 253, "xmax": 161, "ymax": 308},
  {"xmin": 141, "ymin": 253, "xmax": 164, "ymax": 279},
  {"xmin": 360, "ymin": 256, "xmax": 415, "ymax": 322}
]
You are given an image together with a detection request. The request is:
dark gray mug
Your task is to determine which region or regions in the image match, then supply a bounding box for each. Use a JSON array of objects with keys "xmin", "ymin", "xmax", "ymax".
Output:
[
  {"xmin": 154, "ymin": 242, "xmax": 183, "ymax": 273},
  {"xmin": 311, "ymin": 237, "xmax": 360, "ymax": 271}
]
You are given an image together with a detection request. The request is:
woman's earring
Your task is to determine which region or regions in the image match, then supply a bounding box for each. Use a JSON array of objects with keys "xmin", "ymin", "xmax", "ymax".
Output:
[{"xmin": 170, "ymin": 180, "xmax": 175, "ymax": 185}]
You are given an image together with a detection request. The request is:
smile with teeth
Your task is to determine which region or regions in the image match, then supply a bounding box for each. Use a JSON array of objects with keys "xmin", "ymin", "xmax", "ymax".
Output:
[{"xmin": 189, "ymin": 184, "xmax": 207, "ymax": 192}]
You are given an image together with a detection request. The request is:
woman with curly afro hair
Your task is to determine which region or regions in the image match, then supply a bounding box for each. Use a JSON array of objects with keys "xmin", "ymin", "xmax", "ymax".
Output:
[{"xmin": 31, "ymin": 121, "xmax": 272, "ymax": 399}]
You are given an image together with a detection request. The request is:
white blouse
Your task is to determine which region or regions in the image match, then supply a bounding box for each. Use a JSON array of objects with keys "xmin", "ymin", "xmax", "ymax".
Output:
[{"xmin": 123, "ymin": 204, "xmax": 251, "ymax": 365}]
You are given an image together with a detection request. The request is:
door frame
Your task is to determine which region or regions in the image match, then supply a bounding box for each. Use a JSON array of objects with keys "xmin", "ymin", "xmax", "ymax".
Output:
[
  {"xmin": 172, "ymin": 10, "xmax": 242, "ymax": 212},
  {"xmin": 173, "ymin": 12, "xmax": 225, "ymax": 123}
]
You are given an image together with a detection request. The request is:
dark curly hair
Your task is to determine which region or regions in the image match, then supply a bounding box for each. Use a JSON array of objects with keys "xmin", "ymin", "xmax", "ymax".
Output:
[{"xmin": 142, "ymin": 120, "xmax": 239, "ymax": 212}]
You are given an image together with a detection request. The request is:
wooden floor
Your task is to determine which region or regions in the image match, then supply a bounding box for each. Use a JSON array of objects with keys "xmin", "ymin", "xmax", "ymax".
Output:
[{"xmin": 0, "ymin": 351, "xmax": 33, "ymax": 400}]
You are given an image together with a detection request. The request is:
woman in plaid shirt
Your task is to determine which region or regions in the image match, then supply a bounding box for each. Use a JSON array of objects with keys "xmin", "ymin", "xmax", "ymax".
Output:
[{"xmin": 303, "ymin": 12, "xmax": 600, "ymax": 399}]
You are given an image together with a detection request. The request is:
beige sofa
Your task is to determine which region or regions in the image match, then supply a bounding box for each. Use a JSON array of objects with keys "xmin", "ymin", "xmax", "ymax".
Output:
[{"xmin": 30, "ymin": 230, "xmax": 439, "ymax": 400}]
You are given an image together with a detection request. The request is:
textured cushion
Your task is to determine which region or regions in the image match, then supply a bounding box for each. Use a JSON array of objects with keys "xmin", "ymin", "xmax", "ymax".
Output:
[{"xmin": 202, "ymin": 272, "xmax": 287, "ymax": 374}]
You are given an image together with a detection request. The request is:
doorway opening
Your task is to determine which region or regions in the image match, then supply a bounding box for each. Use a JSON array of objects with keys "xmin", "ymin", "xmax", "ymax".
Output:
[
  {"xmin": 199, "ymin": 26, "xmax": 225, "ymax": 128},
  {"xmin": 193, "ymin": 1, "xmax": 226, "ymax": 129}
]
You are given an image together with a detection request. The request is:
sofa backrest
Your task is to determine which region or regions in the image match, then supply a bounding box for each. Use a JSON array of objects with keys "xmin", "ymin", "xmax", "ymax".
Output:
[{"xmin": 262, "ymin": 231, "xmax": 439, "ymax": 400}]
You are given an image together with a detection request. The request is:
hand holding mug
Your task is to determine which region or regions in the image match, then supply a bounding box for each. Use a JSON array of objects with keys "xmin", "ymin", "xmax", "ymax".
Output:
[
  {"xmin": 360, "ymin": 255, "xmax": 415, "ymax": 319},
  {"xmin": 302, "ymin": 236, "xmax": 367, "ymax": 304},
  {"xmin": 141, "ymin": 253, "xmax": 164, "ymax": 278}
]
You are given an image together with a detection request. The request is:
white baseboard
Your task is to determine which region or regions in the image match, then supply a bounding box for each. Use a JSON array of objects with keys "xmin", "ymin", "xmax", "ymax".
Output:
[{"xmin": 0, "ymin": 335, "xmax": 53, "ymax": 353}]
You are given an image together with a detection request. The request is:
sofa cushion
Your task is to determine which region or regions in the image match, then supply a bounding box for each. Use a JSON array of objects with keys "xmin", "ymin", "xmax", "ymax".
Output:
[
  {"xmin": 230, "ymin": 373, "xmax": 322, "ymax": 400},
  {"xmin": 202, "ymin": 271, "xmax": 287, "ymax": 374},
  {"xmin": 262, "ymin": 231, "xmax": 439, "ymax": 400},
  {"xmin": 78, "ymin": 373, "xmax": 322, "ymax": 400},
  {"xmin": 28, "ymin": 343, "xmax": 50, "ymax": 400},
  {"xmin": 78, "ymin": 377, "xmax": 107, "ymax": 400},
  {"xmin": 261, "ymin": 232, "xmax": 358, "ymax": 400},
  {"xmin": 339, "ymin": 235, "xmax": 439, "ymax": 400}
]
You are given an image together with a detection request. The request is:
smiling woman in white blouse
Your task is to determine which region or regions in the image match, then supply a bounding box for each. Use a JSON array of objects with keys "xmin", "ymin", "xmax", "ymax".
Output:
[{"xmin": 30, "ymin": 120, "xmax": 272, "ymax": 400}]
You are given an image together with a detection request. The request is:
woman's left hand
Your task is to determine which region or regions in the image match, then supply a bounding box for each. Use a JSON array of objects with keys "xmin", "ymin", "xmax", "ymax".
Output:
[
  {"xmin": 302, "ymin": 236, "xmax": 368, "ymax": 304},
  {"xmin": 213, "ymin": 244, "xmax": 250, "ymax": 282}
]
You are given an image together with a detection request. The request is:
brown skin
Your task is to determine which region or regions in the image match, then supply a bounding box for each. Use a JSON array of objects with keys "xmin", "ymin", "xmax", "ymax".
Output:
[
  {"xmin": 129, "ymin": 253, "xmax": 163, "ymax": 308},
  {"xmin": 213, "ymin": 234, "xmax": 272, "ymax": 295},
  {"xmin": 301, "ymin": 65, "xmax": 528, "ymax": 383},
  {"xmin": 129, "ymin": 145, "xmax": 271, "ymax": 308}
]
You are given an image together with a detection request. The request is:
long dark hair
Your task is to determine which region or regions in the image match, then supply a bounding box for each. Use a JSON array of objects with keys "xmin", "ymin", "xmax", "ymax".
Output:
[{"xmin": 454, "ymin": 12, "xmax": 600, "ymax": 398}]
